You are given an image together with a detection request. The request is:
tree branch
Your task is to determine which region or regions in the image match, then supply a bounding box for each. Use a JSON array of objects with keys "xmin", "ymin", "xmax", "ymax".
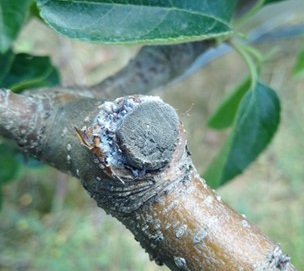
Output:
[
  {"xmin": 89, "ymin": 40, "xmax": 214, "ymax": 99},
  {"xmin": 0, "ymin": 90, "xmax": 296, "ymax": 270},
  {"xmin": 0, "ymin": 88, "xmax": 101, "ymax": 183}
]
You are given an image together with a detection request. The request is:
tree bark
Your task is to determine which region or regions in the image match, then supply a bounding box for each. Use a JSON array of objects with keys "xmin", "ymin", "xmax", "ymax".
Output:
[
  {"xmin": 89, "ymin": 40, "xmax": 213, "ymax": 98},
  {"xmin": 0, "ymin": 89, "xmax": 295, "ymax": 271}
]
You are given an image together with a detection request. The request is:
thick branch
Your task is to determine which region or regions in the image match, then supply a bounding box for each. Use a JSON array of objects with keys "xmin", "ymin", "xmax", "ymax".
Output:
[
  {"xmin": 75, "ymin": 98, "xmax": 294, "ymax": 270},
  {"xmin": 123, "ymin": 169, "xmax": 294, "ymax": 271},
  {"xmin": 0, "ymin": 89, "xmax": 52, "ymax": 156},
  {"xmin": 90, "ymin": 41, "xmax": 213, "ymax": 99},
  {"xmin": 0, "ymin": 91, "xmax": 295, "ymax": 270},
  {"xmin": 0, "ymin": 89, "xmax": 97, "ymax": 175}
]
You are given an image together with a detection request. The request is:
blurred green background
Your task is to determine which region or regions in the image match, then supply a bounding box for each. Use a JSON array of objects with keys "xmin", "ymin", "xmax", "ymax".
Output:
[{"xmin": 1, "ymin": 2, "xmax": 304, "ymax": 270}]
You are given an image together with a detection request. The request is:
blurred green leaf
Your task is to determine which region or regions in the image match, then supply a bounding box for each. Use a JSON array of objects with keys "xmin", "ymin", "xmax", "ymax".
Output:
[
  {"xmin": 263, "ymin": 0, "xmax": 286, "ymax": 5},
  {"xmin": 0, "ymin": 185, "xmax": 2, "ymax": 209},
  {"xmin": 204, "ymin": 82, "xmax": 280, "ymax": 188},
  {"xmin": 37, "ymin": 68, "xmax": 60, "ymax": 89},
  {"xmin": 0, "ymin": 0, "xmax": 33, "ymax": 53},
  {"xmin": 0, "ymin": 144, "xmax": 19, "ymax": 185},
  {"xmin": 0, "ymin": 49, "xmax": 15, "ymax": 82},
  {"xmin": 207, "ymin": 76, "xmax": 251, "ymax": 130},
  {"xmin": 37, "ymin": 0, "xmax": 237, "ymax": 45},
  {"xmin": 16, "ymin": 154, "xmax": 44, "ymax": 168},
  {"xmin": 30, "ymin": 2, "xmax": 43, "ymax": 21},
  {"xmin": 1, "ymin": 53, "xmax": 60, "ymax": 92},
  {"xmin": 293, "ymin": 48, "xmax": 304, "ymax": 78}
]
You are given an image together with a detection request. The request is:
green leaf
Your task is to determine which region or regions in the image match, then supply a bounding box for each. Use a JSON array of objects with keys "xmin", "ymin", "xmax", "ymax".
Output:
[
  {"xmin": 207, "ymin": 76, "xmax": 251, "ymax": 130},
  {"xmin": 0, "ymin": 0, "xmax": 34, "ymax": 53},
  {"xmin": 204, "ymin": 82, "xmax": 280, "ymax": 188},
  {"xmin": 1, "ymin": 53, "xmax": 60, "ymax": 92},
  {"xmin": 30, "ymin": 2, "xmax": 43, "ymax": 21},
  {"xmin": 263, "ymin": 0, "xmax": 286, "ymax": 5},
  {"xmin": 0, "ymin": 49, "xmax": 15, "ymax": 82},
  {"xmin": 37, "ymin": 0, "xmax": 237, "ymax": 45},
  {"xmin": 0, "ymin": 144, "xmax": 20, "ymax": 185},
  {"xmin": 292, "ymin": 48, "xmax": 304, "ymax": 78}
]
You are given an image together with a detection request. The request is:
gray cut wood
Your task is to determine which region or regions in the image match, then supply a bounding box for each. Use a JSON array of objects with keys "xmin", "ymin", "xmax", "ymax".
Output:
[{"xmin": 116, "ymin": 101, "xmax": 179, "ymax": 171}]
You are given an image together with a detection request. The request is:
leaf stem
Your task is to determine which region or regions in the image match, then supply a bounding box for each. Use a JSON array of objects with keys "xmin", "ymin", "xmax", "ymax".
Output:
[{"xmin": 229, "ymin": 40, "xmax": 259, "ymax": 89}]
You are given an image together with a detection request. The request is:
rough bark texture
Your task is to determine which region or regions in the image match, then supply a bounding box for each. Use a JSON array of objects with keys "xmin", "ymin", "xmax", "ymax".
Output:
[{"xmin": 0, "ymin": 89, "xmax": 295, "ymax": 271}]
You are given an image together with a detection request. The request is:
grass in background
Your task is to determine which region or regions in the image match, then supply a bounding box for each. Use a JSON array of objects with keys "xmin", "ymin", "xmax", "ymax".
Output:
[{"xmin": 0, "ymin": 169, "xmax": 165, "ymax": 271}]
